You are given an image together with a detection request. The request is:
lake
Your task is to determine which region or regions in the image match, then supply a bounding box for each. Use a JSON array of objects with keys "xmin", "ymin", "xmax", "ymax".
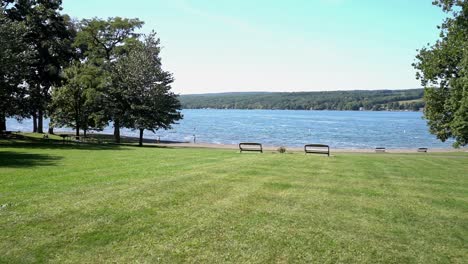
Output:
[{"xmin": 6, "ymin": 109, "xmax": 455, "ymax": 149}]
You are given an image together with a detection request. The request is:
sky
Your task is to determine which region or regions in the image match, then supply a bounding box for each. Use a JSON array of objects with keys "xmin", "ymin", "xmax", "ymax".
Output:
[{"xmin": 62, "ymin": 0, "xmax": 447, "ymax": 94}]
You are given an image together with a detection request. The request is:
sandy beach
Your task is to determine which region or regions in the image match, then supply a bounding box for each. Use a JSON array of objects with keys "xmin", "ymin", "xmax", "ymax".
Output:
[
  {"xmin": 153, "ymin": 141, "xmax": 465, "ymax": 153},
  {"xmin": 43, "ymin": 132, "xmax": 466, "ymax": 153}
]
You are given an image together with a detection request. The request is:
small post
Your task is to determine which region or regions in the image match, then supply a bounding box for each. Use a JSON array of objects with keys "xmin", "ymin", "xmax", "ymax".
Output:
[{"xmin": 193, "ymin": 127, "xmax": 196, "ymax": 144}]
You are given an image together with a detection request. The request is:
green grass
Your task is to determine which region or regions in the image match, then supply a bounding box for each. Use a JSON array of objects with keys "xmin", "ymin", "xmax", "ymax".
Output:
[{"xmin": 0, "ymin": 139, "xmax": 467, "ymax": 263}]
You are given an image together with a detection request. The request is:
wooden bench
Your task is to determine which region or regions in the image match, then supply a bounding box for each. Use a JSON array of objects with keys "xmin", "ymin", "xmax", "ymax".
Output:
[
  {"xmin": 239, "ymin": 143, "xmax": 263, "ymax": 153},
  {"xmin": 417, "ymin": 147, "xmax": 428, "ymax": 153},
  {"xmin": 58, "ymin": 134, "xmax": 72, "ymax": 144},
  {"xmin": 304, "ymin": 144, "xmax": 330, "ymax": 156},
  {"xmin": 375, "ymin": 147, "xmax": 386, "ymax": 153}
]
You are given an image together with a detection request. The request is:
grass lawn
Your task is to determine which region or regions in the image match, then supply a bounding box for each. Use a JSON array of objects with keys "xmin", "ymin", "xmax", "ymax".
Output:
[{"xmin": 0, "ymin": 138, "xmax": 467, "ymax": 263}]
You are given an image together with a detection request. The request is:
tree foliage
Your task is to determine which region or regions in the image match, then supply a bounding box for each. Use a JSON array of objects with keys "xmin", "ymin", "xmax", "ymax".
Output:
[
  {"xmin": 0, "ymin": 11, "xmax": 32, "ymax": 130},
  {"xmin": 1, "ymin": 2, "xmax": 182, "ymax": 142},
  {"xmin": 75, "ymin": 17, "xmax": 144, "ymax": 142},
  {"xmin": 113, "ymin": 33, "xmax": 182, "ymax": 146},
  {"xmin": 50, "ymin": 63, "xmax": 107, "ymax": 136},
  {"xmin": 74, "ymin": 17, "xmax": 143, "ymax": 64},
  {"xmin": 413, "ymin": 0, "xmax": 468, "ymax": 147},
  {"xmin": 2, "ymin": 0, "xmax": 74, "ymax": 133}
]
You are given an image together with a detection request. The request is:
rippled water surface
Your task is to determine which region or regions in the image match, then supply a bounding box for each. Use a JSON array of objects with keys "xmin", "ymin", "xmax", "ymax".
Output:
[{"xmin": 7, "ymin": 109, "xmax": 455, "ymax": 149}]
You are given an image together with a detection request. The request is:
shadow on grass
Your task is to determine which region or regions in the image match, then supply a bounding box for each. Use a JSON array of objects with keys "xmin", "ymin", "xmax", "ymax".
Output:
[
  {"xmin": 1, "ymin": 133, "xmax": 128, "ymax": 150},
  {"xmin": 0, "ymin": 136, "xmax": 171, "ymax": 151},
  {"xmin": 132, "ymin": 144, "xmax": 170, "ymax": 149},
  {"xmin": 0, "ymin": 151, "xmax": 62, "ymax": 168},
  {"xmin": 0, "ymin": 139, "xmax": 130, "ymax": 151}
]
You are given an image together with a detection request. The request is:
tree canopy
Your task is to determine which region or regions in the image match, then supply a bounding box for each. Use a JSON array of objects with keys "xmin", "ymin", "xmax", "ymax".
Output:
[
  {"xmin": 75, "ymin": 17, "xmax": 144, "ymax": 142},
  {"xmin": 0, "ymin": 12, "xmax": 31, "ymax": 131},
  {"xmin": 50, "ymin": 62, "xmax": 107, "ymax": 137},
  {"xmin": 1, "ymin": 1, "xmax": 182, "ymax": 143},
  {"xmin": 2, "ymin": 0, "xmax": 74, "ymax": 133},
  {"xmin": 112, "ymin": 33, "xmax": 182, "ymax": 146},
  {"xmin": 74, "ymin": 17, "xmax": 143, "ymax": 65},
  {"xmin": 413, "ymin": 0, "xmax": 468, "ymax": 147}
]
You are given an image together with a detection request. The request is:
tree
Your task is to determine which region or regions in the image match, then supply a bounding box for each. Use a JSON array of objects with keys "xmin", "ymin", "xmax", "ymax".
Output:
[
  {"xmin": 413, "ymin": 0, "xmax": 468, "ymax": 147},
  {"xmin": 113, "ymin": 33, "xmax": 182, "ymax": 146},
  {"xmin": 74, "ymin": 17, "xmax": 143, "ymax": 143},
  {"xmin": 3, "ymin": 0, "xmax": 74, "ymax": 133},
  {"xmin": 50, "ymin": 63, "xmax": 107, "ymax": 137},
  {"xmin": 0, "ymin": 11, "xmax": 31, "ymax": 131}
]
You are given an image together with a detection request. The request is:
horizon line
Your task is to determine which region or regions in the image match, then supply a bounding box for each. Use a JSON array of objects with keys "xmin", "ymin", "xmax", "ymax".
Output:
[{"xmin": 178, "ymin": 87, "xmax": 424, "ymax": 95}]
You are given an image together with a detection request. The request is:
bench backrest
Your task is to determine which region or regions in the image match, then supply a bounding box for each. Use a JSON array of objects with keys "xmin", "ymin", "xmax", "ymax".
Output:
[
  {"xmin": 239, "ymin": 143, "xmax": 263, "ymax": 153},
  {"xmin": 375, "ymin": 147, "xmax": 386, "ymax": 152},
  {"xmin": 304, "ymin": 144, "xmax": 330, "ymax": 156}
]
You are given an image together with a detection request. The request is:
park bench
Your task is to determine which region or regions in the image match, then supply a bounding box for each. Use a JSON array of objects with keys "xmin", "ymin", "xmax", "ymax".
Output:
[
  {"xmin": 417, "ymin": 147, "xmax": 428, "ymax": 153},
  {"xmin": 239, "ymin": 143, "xmax": 263, "ymax": 153},
  {"xmin": 58, "ymin": 134, "xmax": 72, "ymax": 144},
  {"xmin": 375, "ymin": 147, "xmax": 386, "ymax": 153},
  {"xmin": 304, "ymin": 144, "xmax": 330, "ymax": 156}
]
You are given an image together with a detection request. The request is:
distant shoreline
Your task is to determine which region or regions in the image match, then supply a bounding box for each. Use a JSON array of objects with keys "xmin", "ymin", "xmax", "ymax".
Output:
[
  {"xmin": 180, "ymin": 89, "xmax": 425, "ymax": 112},
  {"xmin": 181, "ymin": 108, "xmax": 423, "ymax": 113}
]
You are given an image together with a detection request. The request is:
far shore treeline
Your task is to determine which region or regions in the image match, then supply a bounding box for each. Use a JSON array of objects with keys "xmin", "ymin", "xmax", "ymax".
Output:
[
  {"xmin": 180, "ymin": 89, "xmax": 425, "ymax": 111},
  {"xmin": 0, "ymin": 0, "xmax": 181, "ymax": 146}
]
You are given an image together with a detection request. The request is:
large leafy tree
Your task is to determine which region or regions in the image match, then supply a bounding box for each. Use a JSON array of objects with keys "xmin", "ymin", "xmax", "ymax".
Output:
[
  {"xmin": 74, "ymin": 17, "xmax": 143, "ymax": 142},
  {"xmin": 414, "ymin": 0, "xmax": 468, "ymax": 147},
  {"xmin": 113, "ymin": 33, "xmax": 182, "ymax": 146},
  {"xmin": 2, "ymin": 0, "xmax": 74, "ymax": 133},
  {"xmin": 0, "ymin": 10, "xmax": 32, "ymax": 131},
  {"xmin": 50, "ymin": 62, "xmax": 107, "ymax": 137}
]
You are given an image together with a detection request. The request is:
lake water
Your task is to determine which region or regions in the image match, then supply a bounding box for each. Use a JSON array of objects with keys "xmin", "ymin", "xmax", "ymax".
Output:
[{"xmin": 6, "ymin": 109, "xmax": 455, "ymax": 149}]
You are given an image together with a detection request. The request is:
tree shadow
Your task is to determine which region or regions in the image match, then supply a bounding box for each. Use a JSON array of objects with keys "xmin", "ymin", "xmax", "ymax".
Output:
[
  {"xmin": 0, "ymin": 133, "xmax": 130, "ymax": 151},
  {"xmin": 0, "ymin": 139, "xmax": 174, "ymax": 151},
  {"xmin": 0, "ymin": 133, "xmax": 178, "ymax": 151},
  {"xmin": 134, "ymin": 144, "xmax": 170, "ymax": 149},
  {"xmin": 0, "ymin": 151, "xmax": 62, "ymax": 168},
  {"xmin": 0, "ymin": 140, "xmax": 128, "ymax": 151}
]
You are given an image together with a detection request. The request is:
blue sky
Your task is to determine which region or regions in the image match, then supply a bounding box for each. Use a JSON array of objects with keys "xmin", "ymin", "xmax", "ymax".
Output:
[{"xmin": 62, "ymin": 0, "xmax": 446, "ymax": 94}]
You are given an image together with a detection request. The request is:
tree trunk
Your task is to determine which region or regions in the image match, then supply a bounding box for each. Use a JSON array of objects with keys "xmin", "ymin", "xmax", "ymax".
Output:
[
  {"xmin": 114, "ymin": 120, "xmax": 121, "ymax": 143},
  {"xmin": 139, "ymin": 128, "xmax": 144, "ymax": 147},
  {"xmin": 32, "ymin": 112, "xmax": 37, "ymax": 133},
  {"xmin": 37, "ymin": 109, "xmax": 43, "ymax": 133},
  {"xmin": 48, "ymin": 118, "xmax": 54, "ymax": 134},
  {"xmin": 75, "ymin": 126, "xmax": 80, "ymax": 137},
  {"xmin": 0, "ymin": 114, "xmax": 6, "ymax": 132},
  {"xmin": 84, "ymin": 129, "xmax": 87, "ymax": 137}
]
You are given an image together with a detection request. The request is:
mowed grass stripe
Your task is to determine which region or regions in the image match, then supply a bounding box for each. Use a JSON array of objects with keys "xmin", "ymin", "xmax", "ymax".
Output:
[{"xmin": 0, "ymin": 142, "xmax": 467, "ymax": 263}]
